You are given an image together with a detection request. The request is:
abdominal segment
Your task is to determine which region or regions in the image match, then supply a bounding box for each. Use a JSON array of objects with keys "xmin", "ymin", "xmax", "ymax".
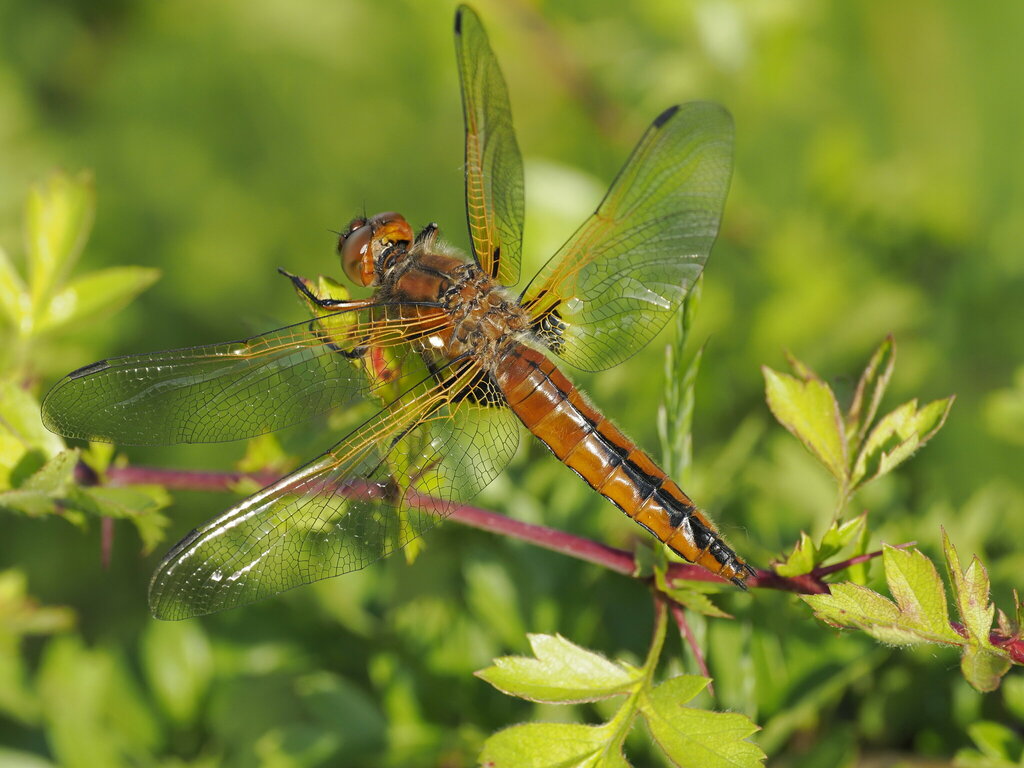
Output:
[{"xmin": 494, "ymin": 343, "xmax": 753, "ymax": 586}]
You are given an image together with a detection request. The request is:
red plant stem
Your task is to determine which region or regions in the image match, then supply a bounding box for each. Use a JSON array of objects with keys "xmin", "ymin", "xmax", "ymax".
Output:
[
  {"xmin": 100, "ymin": 517, "xmax": 114, "ymax": 570},
  {"xmin": 98, "ymin": 462, "xmax": 1024, "ymax": 659},
  {"xmin": 98, "ymin": 465, "xmax": 846, "ymax": 591},
  {"xmin": 669, "ymin": 599, "xmax": 714, "ymax": 694},
  {"xmin": 951, "ymin": 622, "xmax": 1024, "ymax": 665}
]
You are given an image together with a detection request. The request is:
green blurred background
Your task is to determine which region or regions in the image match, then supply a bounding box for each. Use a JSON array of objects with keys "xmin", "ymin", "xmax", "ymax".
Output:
[{"xmin": 2, "ymin": 0, "xmax": 1023, "ymax": 765}]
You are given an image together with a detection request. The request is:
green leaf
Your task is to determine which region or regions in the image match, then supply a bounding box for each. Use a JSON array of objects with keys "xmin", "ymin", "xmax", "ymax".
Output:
[
  {"xmin": 0, "ymin": 450, "xmax": 80, "ymax": 517},
  {"xmin": 476, "ymin": 633, "xmax": 639, "ymax": 703},
  {"xmin": 850, "ymin": 396, "xmax": 954, "ymax": 489},
  {"xmin": 0, "ymin": 747, "xmax": 59, "ymax": 768},
  {"xmin": 0, "ymin": 246, "xmax": 26, "ymax": 328},
  {"xmin": 803, "ymin": 545, "xmax": 962, "ymax": 645},
  {"xmin": 819, "ymin": 513, "xmax": 868, "ymax": 555},
  {"xmin": 846, "ymin": 335, "xmax": 895, "ymax": 448},
  {"xmin": 0, "ymin": 379, "xmax": 65, "ymax": 459},
  {"xmin": 961, "ymin": 721, "xmax": 1024, "ymax": 764},
  {"xmin": 0, "ymin": 570, "xmax": 75, "ymax": 726},
  {"xmin": 37, "ymin": 635, "xmax": 160, "ymax": 768},
  {"xmin": 141, "ymin": 620, "xmax": 213, "ymax": 725},
  {"xmin": 983, "ymin": 366, "xmax": 1024, "ymax": 447},
  {"xmin": 83, "ymin": 485, "xmax": 171, "ymax": 555},
  {"xmin": 25, "ymin": 172, "xmax": 96, "ymax": 314},
  {"xmin": 944, "ymin": 532, "xmax": 1012, "ymax": 692},
  {"xmin": 763, "ymin": 365, "xmax": 847, "ymax": 483},
  {"xmin": 639, "ymin": 676, "xmax": 764, "ymax": 768},
  {"xmin": 478, "ymin": 722, "xmax": 623, "ymax": 768},
  {"xmin": 36, "ymin": 266, "xmax": 159, "ymax": 335},
  {"xmin": 775, "ymin": 514, "xmax": 867, "ymax": 577},
  {"xmin": 236, "ymin": 432, "xmax": 294, "ymax": 476},
  {"xmin": 19, "ymin": 449, "xmax": 77, "ymax": 494},
  {"xmin": 656, "ymin": 569, "xmax": 731, "ymax": 619},
  {"xmin": 775, "ymin": 531, "xmax": 817, "ymax": 577}
]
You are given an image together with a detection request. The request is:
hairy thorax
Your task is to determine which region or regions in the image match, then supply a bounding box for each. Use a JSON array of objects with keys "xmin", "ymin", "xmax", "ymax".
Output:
[{"xmin": 384, "ymin": 247, "xmax": 532, "ymax": 371}]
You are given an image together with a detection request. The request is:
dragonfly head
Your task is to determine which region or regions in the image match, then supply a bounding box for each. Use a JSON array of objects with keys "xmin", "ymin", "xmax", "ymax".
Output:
[{"xmin": 339, "ymin": 211, "xmax": 414, "ymax": 286}]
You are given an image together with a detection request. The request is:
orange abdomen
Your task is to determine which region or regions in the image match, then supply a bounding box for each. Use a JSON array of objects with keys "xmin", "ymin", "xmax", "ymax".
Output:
[{"xmin": 494, "ymin": 344, "xmax": 752, "ymax": 586}]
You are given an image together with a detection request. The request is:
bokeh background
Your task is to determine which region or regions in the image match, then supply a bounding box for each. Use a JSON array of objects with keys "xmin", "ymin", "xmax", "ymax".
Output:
[{"xmin": 2, "ymin": 0, "xmax": 1023, "ymax": 765}]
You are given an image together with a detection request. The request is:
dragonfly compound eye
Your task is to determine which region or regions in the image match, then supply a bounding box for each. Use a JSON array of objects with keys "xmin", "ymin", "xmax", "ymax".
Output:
[{"xmin": 340, "ymin": 223, "xmax": 375, "ymax": 286}]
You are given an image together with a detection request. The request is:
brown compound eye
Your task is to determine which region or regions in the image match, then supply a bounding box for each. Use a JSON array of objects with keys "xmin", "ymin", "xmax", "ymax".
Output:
[{"xmin": 340, "ymin": 222, "xmax": 374, "ymax": 286}]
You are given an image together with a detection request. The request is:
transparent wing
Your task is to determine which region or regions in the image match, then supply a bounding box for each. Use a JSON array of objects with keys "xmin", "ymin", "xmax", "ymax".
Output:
[
  {"xmin": 41, "ymin": 303, "xmax": 448, "ymax": 445},
  {"xmin": 149, "ymin": 361, "xmax": 519, "ymax": 619},
  {"xmin": 520, "ymin": 103, "xmax": 733, "ymax": 371},
  {"xmin": 455, "ymin": 4, "xmax": 524, "ymax": 287}
]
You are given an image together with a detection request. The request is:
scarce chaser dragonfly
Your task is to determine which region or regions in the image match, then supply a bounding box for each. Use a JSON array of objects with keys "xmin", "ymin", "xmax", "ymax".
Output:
[{"xmin": 42, "ymin": 6, "xmax": 752, "ymax": 619}]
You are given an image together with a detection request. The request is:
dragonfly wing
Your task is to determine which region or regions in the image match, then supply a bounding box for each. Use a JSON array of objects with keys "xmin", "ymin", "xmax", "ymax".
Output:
[
  {"xmin": 520, "ymin": 103, "xmax": 733, "ymax": 371},
  {"xmin": 149, "ymin": 362, "xmax": 519, "ymax": 619},
  {"xmin": 41, "ymin": 304, "xmax": 437, "ymax": 445},
  {"xmin": 455, "ymin": 4, "xmax": 524, "ymax": 287}
]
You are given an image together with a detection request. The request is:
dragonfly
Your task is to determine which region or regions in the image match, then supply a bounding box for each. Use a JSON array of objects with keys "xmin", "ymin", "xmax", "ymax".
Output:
[{"xmin": 41, "ymin": 5, "xmax": 752, "ymax": 620}]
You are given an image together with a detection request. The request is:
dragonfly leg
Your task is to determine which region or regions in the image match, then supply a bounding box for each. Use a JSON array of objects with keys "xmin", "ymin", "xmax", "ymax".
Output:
[
  {"xmin": 277, "ymin": 267, "xmax": 371, "ymax": 309},
  {"xmin": 415, "ymin": 222, "xmax": 439, "ymax": 246}
]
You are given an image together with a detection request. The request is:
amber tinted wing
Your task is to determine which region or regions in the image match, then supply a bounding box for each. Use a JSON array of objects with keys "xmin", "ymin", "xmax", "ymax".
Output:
[
  {"xmin": 149, "ymin": 361, "xmax": 519, "ymax": 619},
  {"xmin": 41, "ymin": 303, "xmax": 446, "ymax": 445},
  {"xmin": 520, "ymin": 103, "xmax": 733, "ymax": 372},
  {"xmin": 455, "ymin": 4, "xmax": 524, "ymax": 287}
]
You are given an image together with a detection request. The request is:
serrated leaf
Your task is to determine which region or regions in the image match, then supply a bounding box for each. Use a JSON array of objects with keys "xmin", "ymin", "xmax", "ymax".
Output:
[
  {"xmin": 36, "ymin": 266, "xmax": 159, "ymax": 335},
  {"xmin": 84, "ymin": 485, "xmax": 171, "ymax": 555},
  {"xmin": 25, "ymin": 172, "xmax": 95, "ymax": 312},
  {"xmin": 476, "ymin": 634, "xmax": 639, "ymax": 703},
  {"xmin": 883, "ymin": 545, "xmax": 960, "ymax": 642},
  {"xmin": 656, "ymin": 569, "xmax": 730, "ymax": 619},
  {"xmin": 819, "ymin": 513, "xmax": 867, "ymax": 555},
  {"xmin": 479, "ymin": 722, "xmax": 623, "ymax": 768},
  {"xmin": 662, "ymin": 583, "xmax": 732, "ymax": 620},
  {"xmin": 775, "ymin": 514, "xmax": 867, "ymax": 577},
  {"xmin": 945, "ymin": 532, "xmax": 996, "ymax": 642},
  {"xmin": 0, "ymin": 246, "xmax": 27, "ymax": 328},
  {"xmin": 774, "ymin": 532, "xmax": 816, "ymax": 577},
  {"xmin": 639, "ymin": 676, "xmax": 764, "ymax": 768},
  {"xmin": 21, "ymin": 450, "xmax": 78, "ymax": 494},
  {"xmin": 0, "ymin": 450, "xmax": 79, "ymax": 517},
  {"xmin": 803, "ymin": 546, "xmax": 962, "ymax": 646},
  {"xmin": 804, "ymin": 583, "xmax": 921, "ymax": 645},
  {"xmin": 484, "ymin": 723, "xmax": 628, "ymax": 768},
  {"xmin": 763, "ymin": 366, "xmax": 847, "ymax": 483},
  {"xmin": 846, "ymin": 336, "xmax": 895, "ymax": 448},
  {"xmin": 850, "ymin": 396, "xmax": 954, "ymax": 489},
  {"xmin": 944, "ymin": 532, "xmax": 1012, "ymax": 692}
]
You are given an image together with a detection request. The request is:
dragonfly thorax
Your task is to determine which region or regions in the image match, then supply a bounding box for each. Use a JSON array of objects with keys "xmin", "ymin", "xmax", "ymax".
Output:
[{"xmin": 437, "ymin": 263, "xmax": 530, "ymax": 365}]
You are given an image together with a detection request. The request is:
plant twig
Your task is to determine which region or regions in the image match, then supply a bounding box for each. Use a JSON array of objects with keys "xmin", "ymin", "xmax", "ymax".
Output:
[
  {"xmin": 98, "ymin": 460, "xmax": 1024, "ymax": 665},
  {"xmin": 669, "ymin": 599, "xmax": 714, "ymax": 695}
]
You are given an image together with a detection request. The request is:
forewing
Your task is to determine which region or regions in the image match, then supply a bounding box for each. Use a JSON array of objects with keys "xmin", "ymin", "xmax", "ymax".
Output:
[
  {"xmin": 149, "ymin": 363, "xmax": 519, "ymax": 619},
  {"xmin": 455, "ymin": 4, "xmax": 524, "ymax": 287},
  {"xmin": 41, "ymin": 304, "xmax": 446, "ymax": 445},
  {"xmin": 521, "ymin": 103, "xmax": 733, "ymax": 371}
]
